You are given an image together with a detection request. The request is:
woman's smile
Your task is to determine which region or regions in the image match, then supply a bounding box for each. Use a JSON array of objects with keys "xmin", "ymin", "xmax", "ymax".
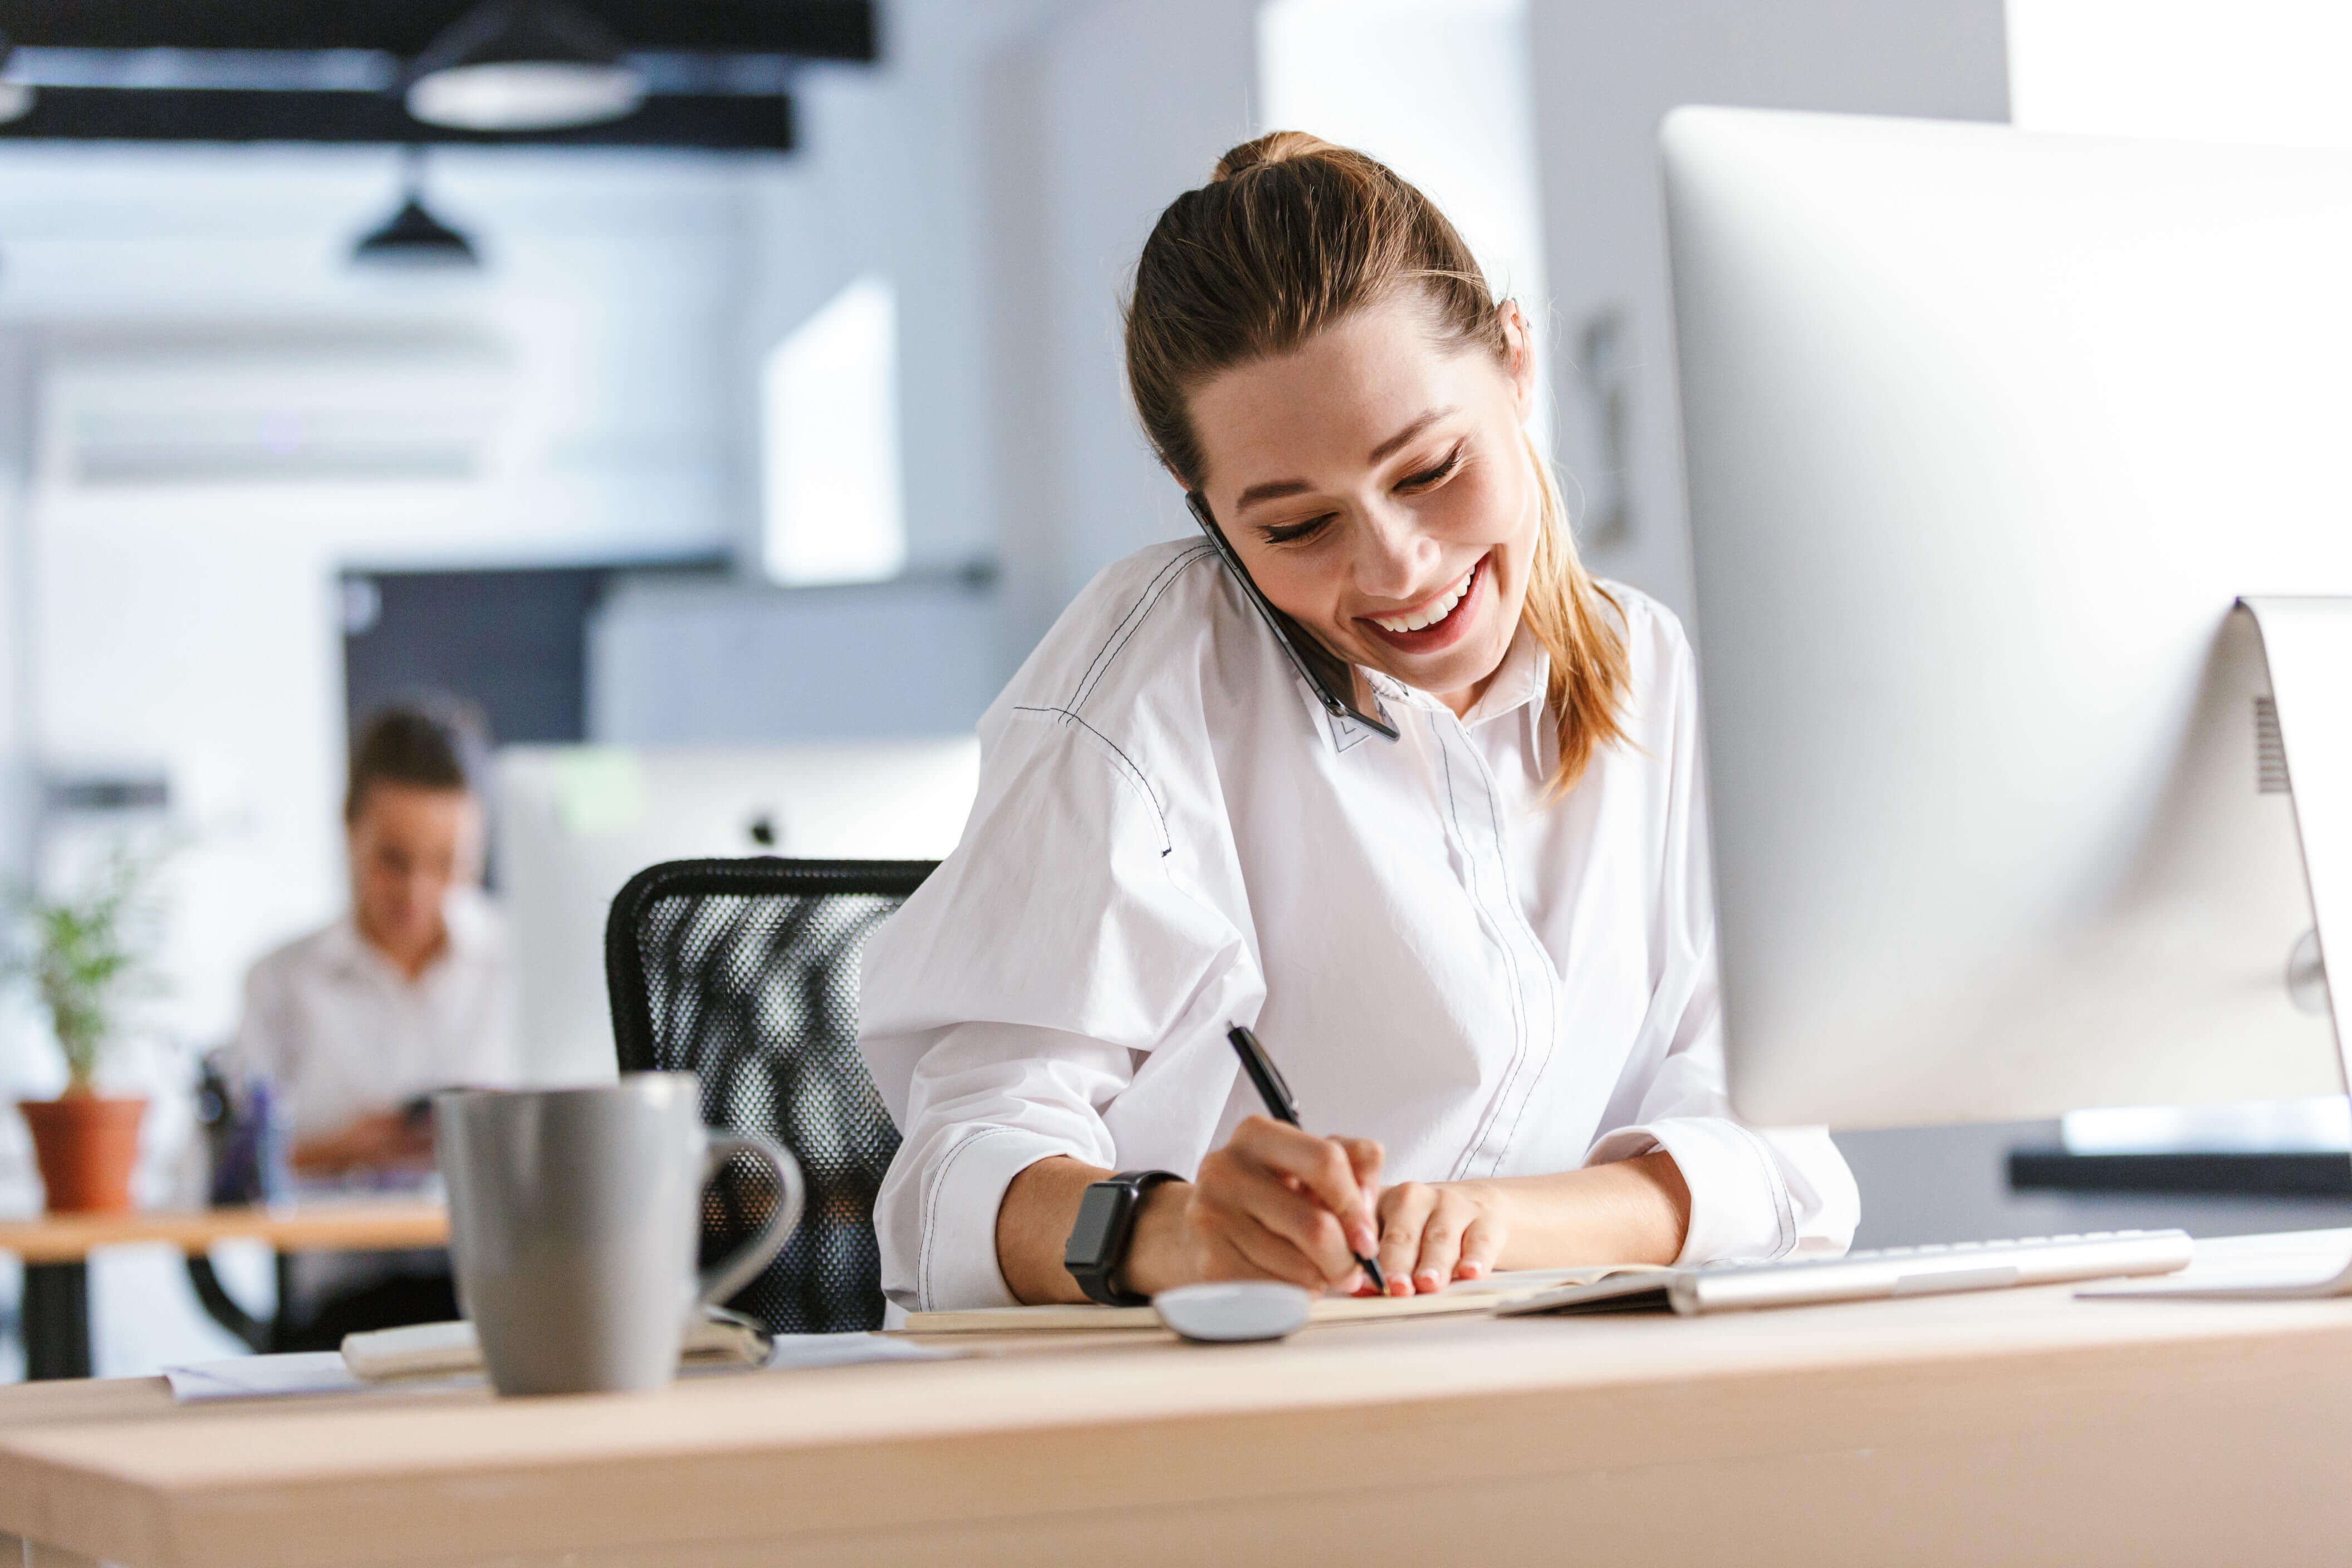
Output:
[{"xmin": 1360, "ymin": 553, "xmax": 1488, "ymax": 654}]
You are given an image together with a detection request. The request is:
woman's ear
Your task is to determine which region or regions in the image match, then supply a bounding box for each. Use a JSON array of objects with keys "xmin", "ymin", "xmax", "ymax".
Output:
[{"xmin": 1499, "ymin": 301, "xmax": 1537, "ymax": 420}]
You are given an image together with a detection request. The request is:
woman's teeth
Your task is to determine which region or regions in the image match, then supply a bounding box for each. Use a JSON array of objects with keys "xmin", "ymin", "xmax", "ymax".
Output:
[{"xmin": 1371, "ymin": 563, "xmax": 1476, "ymax": 634}]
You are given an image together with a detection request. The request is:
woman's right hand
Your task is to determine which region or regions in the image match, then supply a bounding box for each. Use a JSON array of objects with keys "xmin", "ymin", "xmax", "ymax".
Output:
[{"xmin": 1127, "ymin": 1115, "xmax": 1384, "ymax": 1296}]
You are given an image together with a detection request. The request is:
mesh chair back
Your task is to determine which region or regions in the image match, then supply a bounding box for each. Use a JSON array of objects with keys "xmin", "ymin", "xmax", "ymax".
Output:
[{"xmin": 605, "ymin": 857, "xmax": 932, "ymax": 1334}]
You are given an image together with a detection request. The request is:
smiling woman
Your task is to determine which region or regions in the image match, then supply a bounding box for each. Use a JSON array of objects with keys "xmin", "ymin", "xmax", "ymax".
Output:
[
  {"xmin": 857, "ymin": 133, "xmax": 1858, "ymax": 1315},
  {"xmin": 1132, "ymin": 133, "xmax": 1627, "ymax": 788}
]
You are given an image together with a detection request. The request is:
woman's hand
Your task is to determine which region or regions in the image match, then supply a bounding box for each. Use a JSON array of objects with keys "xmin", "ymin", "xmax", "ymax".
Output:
[
  {"xmin": 291, "ymin": 1111, "xmax": 434, "ymax": 1177},
  {"xmin": 1126, "ymin": 1115, "xmax": 1383, "ymax": 1296},
  {"xmin": 1372, "ymin": 1180, "xmax": 1506, "ymax": 1295}
]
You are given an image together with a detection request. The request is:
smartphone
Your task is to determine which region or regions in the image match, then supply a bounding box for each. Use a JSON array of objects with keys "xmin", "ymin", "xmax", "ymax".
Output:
[{"xmin": 1185, "ymin": 491, "xmax": 1399, "ymax": 740}]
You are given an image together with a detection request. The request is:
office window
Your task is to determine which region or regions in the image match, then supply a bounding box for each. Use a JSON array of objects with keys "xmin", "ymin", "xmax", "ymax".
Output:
[
  {"xmin": 760, "ymin": 275, "xmax": 906, "ymax": 585},
  {"xmin": 2009, "ymin": 0, "xmax": 2352, "ymax": 145}
]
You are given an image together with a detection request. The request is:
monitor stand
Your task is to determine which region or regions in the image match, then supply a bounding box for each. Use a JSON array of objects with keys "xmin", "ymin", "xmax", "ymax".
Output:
[{"xmin": 2083, "ymin": 597, "xmax": 2352, "ymax": 1298}]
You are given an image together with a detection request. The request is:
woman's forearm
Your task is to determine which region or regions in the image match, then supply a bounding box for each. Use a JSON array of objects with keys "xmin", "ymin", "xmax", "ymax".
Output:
[
  {"xmin": 997, "ymin": 1155, "xmax": 1202, "ymax": 1304},
  {"xmin": 996, "ymin": 1156, "xmax": 1102, "ymax": 1303},
  {"xmin": 1468, "ymin": 1151, "xmax": 1692, "ymax": 1268}
]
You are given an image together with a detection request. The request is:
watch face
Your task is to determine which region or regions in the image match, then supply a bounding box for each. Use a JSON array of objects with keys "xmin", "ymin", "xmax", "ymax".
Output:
[{"xmin": 1066, "ymin": 1183, "xmax": 1129, "ymax": 1266}]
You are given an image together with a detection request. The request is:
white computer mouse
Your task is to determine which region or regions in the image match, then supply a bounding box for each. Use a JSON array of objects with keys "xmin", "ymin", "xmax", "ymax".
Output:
[{"xmin": 1152, "ymin": 1281, "xmax": 1314, "ymax": 1344}]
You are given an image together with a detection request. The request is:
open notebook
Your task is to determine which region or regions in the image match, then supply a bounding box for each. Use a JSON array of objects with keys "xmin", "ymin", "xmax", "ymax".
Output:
[{"xmin": 896, "ymin": 1263, "xmax": 1668, "ymax": 1334}]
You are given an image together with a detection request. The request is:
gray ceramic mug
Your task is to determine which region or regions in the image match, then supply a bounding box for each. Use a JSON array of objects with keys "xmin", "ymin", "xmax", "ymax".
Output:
[{"xmin": 434, "ymin": 1074, "xmax": 803, "ymax": 1396}]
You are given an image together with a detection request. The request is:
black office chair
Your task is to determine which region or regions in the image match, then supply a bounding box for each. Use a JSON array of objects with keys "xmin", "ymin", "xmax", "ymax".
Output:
[{"xmin": 604, "ymin": 857, "xmax": 932, "ymax": 1334}]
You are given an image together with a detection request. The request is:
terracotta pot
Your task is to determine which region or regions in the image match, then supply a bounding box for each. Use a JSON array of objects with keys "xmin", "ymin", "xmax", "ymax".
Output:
[{"xmin": 19, "ymin": 1095, "xmax": 146, "ymax": 1214}]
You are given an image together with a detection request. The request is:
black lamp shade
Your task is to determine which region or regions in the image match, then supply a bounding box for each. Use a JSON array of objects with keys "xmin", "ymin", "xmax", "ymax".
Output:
[{"xmin": 353, "ymin": 195, "xmax": 479, "ymax": 268}]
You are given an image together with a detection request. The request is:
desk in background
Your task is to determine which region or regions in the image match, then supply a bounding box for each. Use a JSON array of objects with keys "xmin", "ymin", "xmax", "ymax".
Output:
[
  {"xmin": 0, "ymin": 1229, "xmax": 2348, "ymax": 1566},
  {"xmin": 0, "ymin": 1201, "xmax": 448, "ymax": 1380}
]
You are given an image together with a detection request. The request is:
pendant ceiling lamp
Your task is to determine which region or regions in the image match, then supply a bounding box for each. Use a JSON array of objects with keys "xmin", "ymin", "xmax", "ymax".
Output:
[
  {"xmin": 405, "ymin": 0, "xmax": 644, "ymax": 133},
  {"xmin": 352, "ymin": 149, "xmax": 480, "ymax": 270},
  {"xmin": 0, "ymin": 32, "xmax": 37, "ymax": 125}
]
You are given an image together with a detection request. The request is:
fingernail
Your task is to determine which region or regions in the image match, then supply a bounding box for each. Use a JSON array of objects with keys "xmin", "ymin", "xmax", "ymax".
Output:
[
  {"xmin": 1416, "ymin": 1269, "xmax": 1440, "ymax": 1291},
  {"xmin": 1350, "ymin": 1222, "xmax": 1378, "ymax": 1254}
]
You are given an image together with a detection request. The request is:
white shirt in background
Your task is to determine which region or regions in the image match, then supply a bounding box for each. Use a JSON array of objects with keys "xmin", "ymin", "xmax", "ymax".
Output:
[
  {"xmin": 230, "ymin": 885, "xmax": 520, "ymax": 1139},
  {"xmin": 860, "ymin": 539, "xmax": 1859, "ymax": 1314}
]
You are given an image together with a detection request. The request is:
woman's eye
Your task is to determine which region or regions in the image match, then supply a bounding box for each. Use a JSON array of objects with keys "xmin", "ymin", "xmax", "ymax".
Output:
[
  {"xmin": 1262, "ymin": 514, "xmax": 1335, "ymax": 546},
  {"xmin": 1396, "ymin": 446, "xmax": 1465, "ymax": 492}
]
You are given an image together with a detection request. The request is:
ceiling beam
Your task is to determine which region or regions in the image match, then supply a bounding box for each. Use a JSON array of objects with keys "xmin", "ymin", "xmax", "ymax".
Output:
[
  {"xmin": 0, "ymin": 88, "xmax": 796, "ymax": 150},
  {"xmin": 0, "ymin": 3, "xmax": 876, "ymax": 60}
]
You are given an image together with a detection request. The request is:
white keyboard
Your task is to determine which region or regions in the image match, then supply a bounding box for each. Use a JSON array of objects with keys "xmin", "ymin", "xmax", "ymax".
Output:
[{"xmin": 1498, "ymin": 1229, "xmax": 2196, "ymax": 1317}]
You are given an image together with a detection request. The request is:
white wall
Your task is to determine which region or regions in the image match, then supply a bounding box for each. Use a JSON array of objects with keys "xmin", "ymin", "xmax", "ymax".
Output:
[
  {"xmin": 1258, "ymin": 0, "xmax": 1557, "ymax": 451},
  {"xmin": 2009, "ymin": 0, "xmax": 2352, "ymax": 146},
  {"xmin": 1526, "ymin": 0, "xmax": 2012, "ymax": 624},
  {"xmin": 590, "ymin": 571, "xmax": 1002, "ymax": 743},
  {"xmin": 984, "ymin": 0, "xmax": 1265, "ymax": 662},
  {"xmin": 599, "ymin": 0, "xmax": 1274, "ymax": 727},
  {"xmin": 729, "ymin": 0, "xmax": 1062, "ymax": 578}
]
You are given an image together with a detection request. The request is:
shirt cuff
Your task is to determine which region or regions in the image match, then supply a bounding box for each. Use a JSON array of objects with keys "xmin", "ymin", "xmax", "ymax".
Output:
[
  {"xmin": 1585, "ymin": 1116, "xmax": 1796, "ymax": 1266},
  {"xmin": 913, "ymin": 1126, "xmax": 1078, "ymax": 1313}
]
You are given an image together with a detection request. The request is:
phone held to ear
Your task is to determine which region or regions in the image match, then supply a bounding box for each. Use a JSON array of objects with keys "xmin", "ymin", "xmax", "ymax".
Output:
[{"xmin": 1185, "ymin": 492, "xmax": 1399, "ymax": 741}]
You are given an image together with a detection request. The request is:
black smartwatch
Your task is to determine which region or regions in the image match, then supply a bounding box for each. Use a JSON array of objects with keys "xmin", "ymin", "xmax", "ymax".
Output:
[{"xmin": 1064, "ymin": 1169, "xmax": 1181, "ymax": 1306}]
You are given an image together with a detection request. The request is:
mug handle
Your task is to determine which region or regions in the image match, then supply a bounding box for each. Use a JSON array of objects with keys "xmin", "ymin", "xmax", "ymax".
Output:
[{"xmin": 696, "ymin": 1131, "xmax": 806, "ymax": 1311}]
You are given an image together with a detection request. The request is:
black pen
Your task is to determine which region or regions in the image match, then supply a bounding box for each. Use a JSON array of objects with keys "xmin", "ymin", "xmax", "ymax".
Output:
[{"xmin": 1227, "ymin": 1024, "xmax": 1386, "ymax": 1294}]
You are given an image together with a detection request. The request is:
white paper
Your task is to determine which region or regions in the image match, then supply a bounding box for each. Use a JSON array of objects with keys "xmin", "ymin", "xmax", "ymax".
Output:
[
  {"xmin": 166, "ymin": 1352, "xmax": 381, "ymax": 1402},
  {"xmin": 169, "ymin": 1334, "xmax": 956, "ymax": 1403},
  {"xmin": 758, "ymin": 1332, "xmax": 958, "ymax": 1371}
]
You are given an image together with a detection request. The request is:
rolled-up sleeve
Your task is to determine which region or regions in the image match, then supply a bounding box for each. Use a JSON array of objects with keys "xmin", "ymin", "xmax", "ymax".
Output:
[
  {"xmin": 1582, "ymin": 969, "xmax": 1858, "ymax": 1263},
  {"xmin": 1582, "ymin": 612, "xmax": 1859, "ymax": 1264},
  {"xmin": 859, "ymin": 711, "xmax": 1255, "ymax": 1312}
]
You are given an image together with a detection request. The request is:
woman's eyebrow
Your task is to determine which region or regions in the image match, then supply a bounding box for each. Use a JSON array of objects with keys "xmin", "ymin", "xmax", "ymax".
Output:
[
  {"xmin": 1234, "ymin": 407, "xmax": 1461, "ymax": 511},
  {"xmin": 1236, "ymin": 478, "xmax": 1312, "ymax": 511},
  {"xmin": 1368, "ymin": 407, "xmax": 1455, "ymax": 463}
]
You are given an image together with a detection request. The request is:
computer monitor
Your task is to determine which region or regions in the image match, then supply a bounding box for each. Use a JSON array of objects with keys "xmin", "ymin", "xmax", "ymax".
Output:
[
  {"xmin": 1663, "ymin": 107, "xmax": 2352, "ymax": 1130},
  {"xmin": 493, "ymin": 739, "xmax": 979, "ymax": 1087}
]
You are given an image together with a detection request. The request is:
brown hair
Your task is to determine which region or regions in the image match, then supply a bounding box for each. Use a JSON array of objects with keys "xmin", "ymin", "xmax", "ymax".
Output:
[
  {"xmin": 1124, "ymin": 131, "xmax": 1629, "ymax": 795},
  {"xmin": 345, "ymin": 702, "xmax": 484, "ymax": 824}
]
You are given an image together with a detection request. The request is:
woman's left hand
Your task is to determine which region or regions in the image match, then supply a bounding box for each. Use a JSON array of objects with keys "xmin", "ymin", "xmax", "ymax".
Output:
[{"xmin": 1372, "ymin": 1180, "xmax": 1506, "ymax": 1295}]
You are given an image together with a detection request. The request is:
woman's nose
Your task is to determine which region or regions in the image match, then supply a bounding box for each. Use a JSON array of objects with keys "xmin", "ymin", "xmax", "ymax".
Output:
[{"xmin": 1352, "ymin": 503, "xmax": 1441, "ymax": 600}]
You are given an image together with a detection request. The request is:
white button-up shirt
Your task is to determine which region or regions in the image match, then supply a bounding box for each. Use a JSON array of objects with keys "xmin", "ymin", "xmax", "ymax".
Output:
[
  {"xmin": 229, "ymin": 886, "xmax": 520, "ymax": 1140},
  {"xmin": 860, "ymin": 540, "xmax": 1856, "ymax": 1312}
]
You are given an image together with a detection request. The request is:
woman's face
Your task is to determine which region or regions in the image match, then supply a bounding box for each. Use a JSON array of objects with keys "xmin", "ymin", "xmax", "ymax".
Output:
[{"xmin": 1187, "ymin": 293, "xmax": 1541, "ymax": 717}]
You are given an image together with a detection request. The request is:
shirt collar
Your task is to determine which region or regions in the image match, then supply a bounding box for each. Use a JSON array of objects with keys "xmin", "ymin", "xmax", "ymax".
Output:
[{"xmin": 1459, "ymin": 623, "xmax": 1549, "ymax": 729}]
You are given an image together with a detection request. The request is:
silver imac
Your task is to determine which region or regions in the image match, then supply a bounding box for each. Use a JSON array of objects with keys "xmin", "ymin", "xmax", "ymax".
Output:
[
  {"xmin": 494, "ymin": 739, "xmax": 979, "ymax": 1088},
  {"xmin": 1662, "ymin": 107, "xmax": 2352, "ymax": 1145}
]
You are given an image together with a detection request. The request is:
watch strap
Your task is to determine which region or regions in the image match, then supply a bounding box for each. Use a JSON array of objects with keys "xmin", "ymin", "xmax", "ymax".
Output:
[{"xmin": 1066, "ymin": 1169, "xmax": 1181, "ymax": 1307}]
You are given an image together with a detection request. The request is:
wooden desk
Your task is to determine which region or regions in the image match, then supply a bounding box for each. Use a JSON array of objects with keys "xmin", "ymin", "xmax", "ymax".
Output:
[
  {"xmin": 0, "ymin": 1201, "xmax": 448, "ymax": 1381},
  {"xmin": 2, "ymin": 1229, "xmax": 2350, "ymax": 1566}
]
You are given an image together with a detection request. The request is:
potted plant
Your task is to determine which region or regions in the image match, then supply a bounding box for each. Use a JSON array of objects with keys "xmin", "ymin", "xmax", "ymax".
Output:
[{"xmin": 14, "ymin": 852, "xmax": 161, "ymax": 1213}]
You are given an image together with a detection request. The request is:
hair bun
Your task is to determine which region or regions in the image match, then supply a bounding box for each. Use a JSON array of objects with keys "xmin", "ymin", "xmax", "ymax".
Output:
[{"xmin": 1212, "ymin": 130, "xmax": 1335, "ymax": 183}]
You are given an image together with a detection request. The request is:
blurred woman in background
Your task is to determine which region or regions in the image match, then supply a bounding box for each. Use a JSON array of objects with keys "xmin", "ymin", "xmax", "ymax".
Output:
[{"xmin": 229, "ymin": 702, "xmax": 517, "ymax": 1342}]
